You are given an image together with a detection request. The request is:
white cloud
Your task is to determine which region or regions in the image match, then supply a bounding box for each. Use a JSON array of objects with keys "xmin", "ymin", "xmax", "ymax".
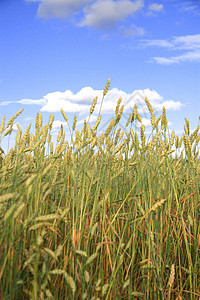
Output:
[
  {"xmin": 77, "ymin": 114, "xmax": 97, "ymax": 125},
  {"xmin": 141, "ymin": 118, "xmax": 151, "ymax": 127},
  {"xmin": 173, "ymin": 34, "xmax": 200, "ymax": 50},
  {"xmin": 79, "ymin": 0, "xmax": 144, "ymax": 30},
  {"xmin": 26, "ymin": 0, "xmax": 93, "ymax": 19},
  {"xmin": 153, "ymin": 100, "xmax": 183, "ymax": 111},
  {"xmin": 40, "ymin": 87, "xmax": 102, "ymax": 113},
  {"xmin": 141, "ymin": 34, "xmax": 200, "ymax": 50},
  {"xmin": 139, "ymin": 39, "xmax": 173, "ymax": 48},
  {"xmin": 120, "ymin": 24, "xmax": 144, "ymax": 37},
  {"xmin": 152, "ymin": 51, "xmax": 200, "ymax": 64},
  {"xmin": 148, "ymin": 3, "xmax": 163, "ymax": 12},
  {"xmin": 17, "ymin": 99, "xmax": 47, "ymax": 105},
  {"xmin": 52, "ymin": 120, "xmax": 67, "ymax": 129},
  {"xmin": 1, "ymin": 86, "xmax": 184, "ymax": 135},
  {"xmin": 13, "ymin": 124, "xmax": 18, "ymax": 131},
  {"xmin": 0, "ymin": 101, "xmax": 15, "ymax": 106},
  {"xmin": 14, "ymin": 86, "xmax": 183, "ymax": 119},
  {"xmin": 141, "ymin": 34, "xmax": 200, "ymax": 64},
  {"xmin": 179, "ymin": 1, "xmax": 200, "ymax": 16},
  {"xmin": 27, "ymin": 0, "xmax": 144, "ymax": 31},
  {"xmin": 150, "ymin": 57, "xmax": 177, "ymax": 65},
  {"xmin": 135, "ymin": 118, "xmax": 172, "ymax": 128}
]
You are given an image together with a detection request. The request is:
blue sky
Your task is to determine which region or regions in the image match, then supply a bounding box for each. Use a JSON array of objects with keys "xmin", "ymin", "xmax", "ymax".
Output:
[{"xmin": 0, "ymin": 0, "xmax": 200, "ymax": 149}]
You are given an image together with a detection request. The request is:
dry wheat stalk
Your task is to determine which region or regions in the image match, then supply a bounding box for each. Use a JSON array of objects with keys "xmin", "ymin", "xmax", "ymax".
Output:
[
  {"xmin": 145, "ymin": 97, "xmax": 155, "ymax": 126},
  {"xmin": 103, "ymin": 78, "xmax": 110, "ymax": 97},
  {"xmin": 136, "ymin": 112, "xmax": 142, "ymax": 123},
  {"xmin": 90, "ymin": 96, "xmax": 98, "ymax": 115},
  {"xmin": 72, "ymin": 114, "xmax": 77, "ymax": 131},
  {"xmin": 48, "ymin": 114, "xmax": 54, "ymax": 130},
  {"xmin": 0, "ymin": 115, "xmax": 5, "ymax": 136},
  {"xmin": 125, "ymin": 113, "xmax": 132, "ymax": 127},
  {"xmin": 167, "ymin": 264, "xmax": 175, "ymax": 299},
  {"xmin": 61, "ymin": 109, "xmax": 68, "ymax": 122},
  {"xmin": 104, "ymin": 119, "xmax": 114, "ymax": 137},
  {"xmin": 115, "ymin": 97, "xmax": 122, "ymax": 115},
  {"xmin": 94, "ymin": 116, "xmax": 101, "ymax": 131},
  {"xmin": 131, "ymin": 103, "xmax": 137, "ymax": 122},
  {"xmin": 170, "ymin": 130, "xmax": 175, "ymax": 146},
  {"xmin": 161, "ymin": 106, "xmax": 167, "ymax": 131}
]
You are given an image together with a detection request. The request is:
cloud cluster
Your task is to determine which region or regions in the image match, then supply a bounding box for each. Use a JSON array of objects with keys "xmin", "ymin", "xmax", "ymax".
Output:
[
  {"xmin": 52, "ymin": 120, "xmax": 67, "ymax": 129},
  {"xmin": 79, "ymin": 0, "xmax": 144, "ymax": 30},
  {"xmin": 146, "ymin": 3, "xmax": 163, "ymax": 16},
  {"xmin": 140, "ymin": 34, "xmax": 200, "ymax": 64},
  {"xmin": 39, "ymin": 86, "xmax": 182, "ymax": 115},
  {"xmin": 2, "ymin": 86, "xmax": 182, "ymax": 129},
  {"xmin": 148, "ymin": 3, "xmax": 163, "ymax": 12},
  {"xmin": 120, "ymin": 24, "xmax": 145, "ymax": 37},
  {"xmin": 179, "ymin": 1, "xmax": 200, "ymax": 16},
  {"xmin": 27, "ymin": 0, "xmax": 93, "ymax": 19},
  {"xmin": 26, "ymin": 0, "xmax": 145, "ymax": 32}
]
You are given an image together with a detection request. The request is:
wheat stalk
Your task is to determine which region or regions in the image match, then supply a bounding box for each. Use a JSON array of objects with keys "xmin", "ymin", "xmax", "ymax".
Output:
[
  {"xmin": 90, "ymin": 96, "xmax": 98, "ymax": 116},
  {"xmin": 145, "ymin": 97, "xmax": 155, "ymax": 126},
  {"xmin": 167, "ymin": 264, "xmax": 175, "ymax": 300},
  {"xmin": 131, "ymin": 103, "xmax": 137, "ymax": 122},
  {"xmin": 161, "ymin": 106, "xmax": 167, "ymax": 131},
  {"xmin": 115, "ymin": 97, "xmax": 122, "ymax": 115},
  {"xmin": 103, "ymin": 78, "xmax": 110, "ymax": 97},
  {"xmin": 72, "ymin": 114, "xmax": 77, "ymax": 131}
]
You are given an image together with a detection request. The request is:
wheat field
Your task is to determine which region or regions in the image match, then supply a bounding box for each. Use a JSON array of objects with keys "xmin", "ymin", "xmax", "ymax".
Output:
[{"xmin": 0, "ymin": 80, "xmax": 199, "ymax": 299}]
